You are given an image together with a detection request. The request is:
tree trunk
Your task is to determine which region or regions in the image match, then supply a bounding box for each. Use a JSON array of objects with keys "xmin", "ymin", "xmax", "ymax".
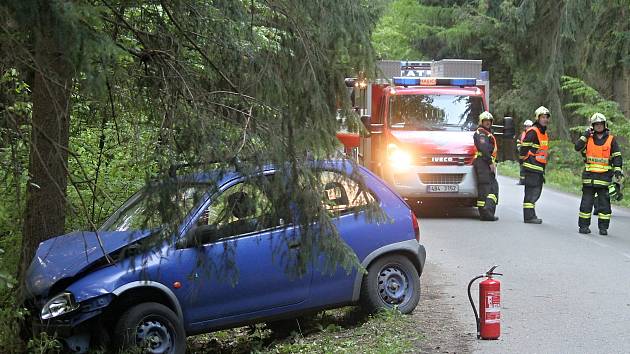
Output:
[{"xmin": 18, "ymin": 6, "xmax": 73, "ymax": 295}]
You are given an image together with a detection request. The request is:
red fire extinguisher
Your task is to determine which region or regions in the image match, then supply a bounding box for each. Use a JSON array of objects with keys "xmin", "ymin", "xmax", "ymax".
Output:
[{"xmin": 467, "ymin": 265, "xmax": 502, "ymax": 340}]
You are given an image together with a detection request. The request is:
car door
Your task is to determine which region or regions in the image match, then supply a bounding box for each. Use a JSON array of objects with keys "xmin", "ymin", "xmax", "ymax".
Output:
[
  {"xmin": 309, "ymin": 169, "xmax": 385, "ymax": 305},
  {"xmin": 170, "ymin": 176, "xmax": 312, "ymax": 324}
]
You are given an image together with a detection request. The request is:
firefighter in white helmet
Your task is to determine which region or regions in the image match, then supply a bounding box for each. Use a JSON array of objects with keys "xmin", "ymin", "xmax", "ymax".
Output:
[
  {"xmin": 519, "ymin": 106, "xmax": 550, "ymax": 224},
  {"xmin": 575, "ymin": 113, "xmax": 623, "ymax": 235},
  {"xmin": 473, "ymin": 111, "xmax": 499, "ymax": 221},
  {"xmin": 516, "ymin": 119, "xmax": 534, "ymax": 185}
]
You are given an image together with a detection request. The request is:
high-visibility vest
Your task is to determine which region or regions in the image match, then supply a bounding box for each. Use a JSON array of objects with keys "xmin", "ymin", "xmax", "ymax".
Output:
[
  {"xmin": 585, "ymin": 135, "xmax": 613, "ymax": 173},
  {"xmin": 522, "ymin": 126, "xmax": 549, "ymax": 172},
  {"xmin": 474, "ymin": 127, "xmax": 497, "ymax": 162},
  {"xmin": 517, "ymin": 131, "xmax": 526, "ymax": 148}
]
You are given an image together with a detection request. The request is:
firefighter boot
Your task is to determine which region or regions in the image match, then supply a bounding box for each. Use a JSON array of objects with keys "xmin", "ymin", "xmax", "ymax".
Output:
[
  {"xmin": 599, "ymin": 229, "xmax": 608, "ymax": 236},
  {"xmin": 524, "ymin": 218, "xmax": 543, "ymax": 224},
  {"xmin": 579, "ymin": 227, "xmax": 591, "ymax": 234}
]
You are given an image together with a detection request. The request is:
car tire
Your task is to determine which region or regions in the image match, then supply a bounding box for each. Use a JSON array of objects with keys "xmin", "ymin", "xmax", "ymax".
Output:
[
  {"xmin": 113, "ymin": 302, "xmax": 186, "ymax": 354},
  {"xmin": 360, "ymin": 255, "xmax": 420, "ymax": 314}
]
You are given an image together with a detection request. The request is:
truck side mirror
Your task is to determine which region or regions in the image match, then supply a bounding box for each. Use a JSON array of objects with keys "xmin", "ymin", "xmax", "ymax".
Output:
[
  {"xmin": 360, "ymin": 115, "xmax": 371, "ymax": 129},
  {"xmin": 503, "ymin": 117, "xmax": 515, "ymax": 139}
]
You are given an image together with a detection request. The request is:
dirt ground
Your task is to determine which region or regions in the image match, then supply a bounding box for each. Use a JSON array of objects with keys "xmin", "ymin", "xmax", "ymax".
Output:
[{"xmin": 411, "ymin": 263, "xmax": 475, "ymax": 354}]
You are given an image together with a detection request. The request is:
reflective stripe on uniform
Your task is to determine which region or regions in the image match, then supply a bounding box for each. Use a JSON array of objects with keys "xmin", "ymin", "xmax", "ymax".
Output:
[
  {"xmin": 477, "ymin": 201, "xmax": 486, "ymax": 207},
  {"xmin": 579, "ymin": 211, "xmax": 591, "ymax": 219},
  {"xmin": 598, "ymin": 213, "xmax": 612, "ymax": 220},
  {"xmin": 523, "ymin": 202, "xmax": 535, "ymax": 209},
  {"xmin": 523, "ymin": 162, "xmax": 544, "ymax": 172},
  {"xmin": 585, "ymin": 164, "xmax": 612, "ymax": 172},
  {"xmin": 487, "ymin": 194, "xmax": 497, "ymax": 203},
  {"xmin": 579, "ymin": 136, "xmax": 587, "ymax": 142},
  {"xmin": 593, "ymin": 179, "xmax": 610, "ymax": 187},
  {"xmin": 612, "ymin": 151, "xmax": 622, "ymax": 157},
  {"xmin": 614, "ymin": 166, "xmax": 622, "ymax": 172},
  {"xmin": 520, "ymin": 142, "xmax": 533, "ymax": 147},
  {"xmin": 583, "ymin": 179, "xmax": 592, "ymax": 184}
]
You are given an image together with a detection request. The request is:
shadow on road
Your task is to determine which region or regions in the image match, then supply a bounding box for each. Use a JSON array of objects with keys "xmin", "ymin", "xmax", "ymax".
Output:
[{"xmin": 411, "ymin": 201, "xmax": 480, "ymax": 220}]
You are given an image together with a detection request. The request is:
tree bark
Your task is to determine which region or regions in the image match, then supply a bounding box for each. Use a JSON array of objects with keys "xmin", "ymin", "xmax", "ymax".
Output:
[{"xmin": 18, "ymin": 4, "xmax": 74, "ymax": 295}]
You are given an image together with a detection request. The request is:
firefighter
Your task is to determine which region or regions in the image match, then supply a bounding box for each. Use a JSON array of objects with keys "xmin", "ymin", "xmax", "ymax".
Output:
[
  {"xmin": 519, "ymin": 106, "xmax": 550, "ymax": 224},
  {"xmin": 516, "ymin": 119, "xmax": 534, "ymax": 185},
  {"xmin": 575, "ymin": 113, "xmax": 623, "ymax": 235},
  {"xmin": 473, "ymin": 111, "xmax": 499, "ymax": 221}
]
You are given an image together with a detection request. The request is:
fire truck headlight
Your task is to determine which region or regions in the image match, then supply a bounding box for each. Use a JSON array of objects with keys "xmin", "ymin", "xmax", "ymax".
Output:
[{"xmin": 388, "ymin": 144, "xmax": 412, "ymax": 171}]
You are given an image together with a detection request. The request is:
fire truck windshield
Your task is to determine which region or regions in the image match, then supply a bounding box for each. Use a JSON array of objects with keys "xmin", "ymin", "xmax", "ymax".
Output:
[{"xmin": 388, "ymin": 94, "xmax": 483, "ymax": 131}]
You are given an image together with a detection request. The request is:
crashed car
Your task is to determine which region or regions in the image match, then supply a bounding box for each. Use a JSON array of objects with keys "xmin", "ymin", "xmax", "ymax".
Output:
[{"xmin": 24, "ymin": 160, "xmax": 426, "ymax": 353}]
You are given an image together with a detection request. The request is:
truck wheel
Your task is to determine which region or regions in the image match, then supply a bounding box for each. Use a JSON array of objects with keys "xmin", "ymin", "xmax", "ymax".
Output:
[
  {"xmin": 113, "ymin": 302, "xmax": 186, "ymax": 354},
  {"xmin": 360, "ymin": 255, "xmax": 421, "ymax": 314}
]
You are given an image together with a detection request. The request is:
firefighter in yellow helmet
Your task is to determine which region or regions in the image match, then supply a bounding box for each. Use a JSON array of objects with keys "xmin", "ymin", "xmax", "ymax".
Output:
[
  {"xmin": 516, "ymin": 119, "xmax": 534, "ymax": 185},
  {"xmin": 575, "ymin": 113, "xmax": 623, "ymax": 235},
  {"xmin": 519, "ymin": 106, "xmax": 550, "ymax": 224},
  {"xmin": 473, "ymin": 111, "xmax": 499, "ymax": 221}
]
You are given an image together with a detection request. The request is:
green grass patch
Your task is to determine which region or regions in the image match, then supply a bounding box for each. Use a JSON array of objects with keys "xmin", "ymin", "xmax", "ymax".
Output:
[{"xmin": 187, "ymin": 307, "xmax": 420, "ymax": 353}]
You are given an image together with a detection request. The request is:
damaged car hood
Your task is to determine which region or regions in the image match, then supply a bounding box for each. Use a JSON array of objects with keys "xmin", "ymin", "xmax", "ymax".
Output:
[{"xmin": 25, "ymin": 230, "xmax": 154, "ymax": 298}]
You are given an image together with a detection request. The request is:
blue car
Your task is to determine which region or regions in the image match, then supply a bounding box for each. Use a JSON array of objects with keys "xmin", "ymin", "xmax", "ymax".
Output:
[{"xmin": 24, "ymin": 161, "xmax": 426, "ymax": 353}]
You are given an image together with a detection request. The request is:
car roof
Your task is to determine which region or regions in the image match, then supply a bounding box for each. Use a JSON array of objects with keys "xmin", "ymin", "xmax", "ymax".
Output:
[{"xmin": 177, "ymin": 159, "xmax": 367, "ymax": 186}]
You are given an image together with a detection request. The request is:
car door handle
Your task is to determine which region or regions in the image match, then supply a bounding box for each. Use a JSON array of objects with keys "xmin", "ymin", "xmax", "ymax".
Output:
[{"xmin": 288, "ymin": 242, "xmax": 301, "ymax": 249}]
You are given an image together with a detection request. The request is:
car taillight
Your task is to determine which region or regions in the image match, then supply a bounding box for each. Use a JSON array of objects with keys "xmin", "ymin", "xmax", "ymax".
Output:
[{"xmin": 410, "ymin": 210, "xmax": 420, "ymax": 242}]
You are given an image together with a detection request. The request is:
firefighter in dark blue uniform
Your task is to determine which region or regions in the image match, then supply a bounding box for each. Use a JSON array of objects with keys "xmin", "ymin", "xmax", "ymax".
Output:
[
  {"xmin": 519, "ymin": 106, "xmax": 550, "ymax": 224},
  {"xmin": 473, "ymin": 111, "xmax": 499, "ymax": 221},
  {"xmin": 575, "ymin": 113, "xmax": 623, "ymax": 235}
]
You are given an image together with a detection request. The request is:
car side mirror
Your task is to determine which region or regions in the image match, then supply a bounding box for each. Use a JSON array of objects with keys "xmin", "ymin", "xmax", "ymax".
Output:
[
  {"xmin": 503, "ymin": 116, "xmax": 515, "ymax": 139},
  {"xmin": 177, "ymin": 225, "xmax": 219, "ymax": 249}
]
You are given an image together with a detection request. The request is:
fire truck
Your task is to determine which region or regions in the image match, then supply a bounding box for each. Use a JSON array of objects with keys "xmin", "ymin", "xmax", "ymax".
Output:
[{"xmin": 337, "ymin": 60, "xmax": 509, "ymax": 207}]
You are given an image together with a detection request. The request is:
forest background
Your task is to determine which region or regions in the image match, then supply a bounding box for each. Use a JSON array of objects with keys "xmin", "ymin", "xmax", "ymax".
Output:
[{"xmin": 0, "ymin": 0, "xmax": 629, "ymax": 351}]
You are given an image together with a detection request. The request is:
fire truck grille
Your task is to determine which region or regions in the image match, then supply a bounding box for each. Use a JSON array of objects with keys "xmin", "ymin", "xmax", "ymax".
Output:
[
  {"xmin": 419, "ymin": 173, "xmax": 465, "ymax": 185},
  {"xmin": 414, "ymin": 155, "xmax": 474, "ymax": 165}
]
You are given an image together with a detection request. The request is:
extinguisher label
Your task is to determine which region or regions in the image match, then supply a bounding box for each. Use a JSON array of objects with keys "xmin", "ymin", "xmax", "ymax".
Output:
[{"xmin": 485, "ymin": 291, "xmax": 501, "ymax": 324}]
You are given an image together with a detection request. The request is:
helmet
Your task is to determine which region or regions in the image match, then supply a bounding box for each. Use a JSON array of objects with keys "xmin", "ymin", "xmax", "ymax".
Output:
[
  {"xmin": 535, "ymin": 106, "xmax": 550, "ymax": 119},
  {"xmin": 589, "ymin": 112, "xmax": 607, "ymax": 127},
  {"xmin": 523, "ymin": 119, "xmax": 533, "ymax": 127},
  {"xmin": 478, "ymin": 111, "xmax": 493, "ymax": 125}
]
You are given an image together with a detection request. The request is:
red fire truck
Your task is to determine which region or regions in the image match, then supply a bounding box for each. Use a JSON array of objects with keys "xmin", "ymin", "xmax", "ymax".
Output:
[{"xmin": 338, "ymin": 60, "xmax": 497, "ymax": 207}]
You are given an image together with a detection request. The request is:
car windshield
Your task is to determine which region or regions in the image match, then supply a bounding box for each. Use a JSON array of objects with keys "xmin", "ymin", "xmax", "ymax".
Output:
[
  {"xmin": 100, "ymin": 183, "xmax": 209, "ymax": 232},
  {"xmin": 388, "ymin": 94, "xmax": 482, "ymax": 131}
]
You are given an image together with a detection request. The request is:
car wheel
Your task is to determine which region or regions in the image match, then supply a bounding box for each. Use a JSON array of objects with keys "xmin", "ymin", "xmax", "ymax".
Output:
[
  {"xmin": 113, "ymin": 302, "xmax": 186, "ymax": 354},
  {"xmin": 360, "ymin": 255, "xmax": 420, "ymax": 314}
]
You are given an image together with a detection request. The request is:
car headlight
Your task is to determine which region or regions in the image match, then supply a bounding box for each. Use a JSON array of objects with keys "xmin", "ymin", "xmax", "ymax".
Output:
[
  {"xmin": 41, "ymin": 292, "xmax": 79, "ymax": 320},
  {"xmin": 388, "ymin": 144, "xmax": 412, "ymax": 171}
]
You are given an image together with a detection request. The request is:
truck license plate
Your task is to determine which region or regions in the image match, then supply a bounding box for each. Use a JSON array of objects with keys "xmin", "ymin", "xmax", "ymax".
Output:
[{"xmin": 426, "ymin": 185, "xmax": 459, "ymax": 193}]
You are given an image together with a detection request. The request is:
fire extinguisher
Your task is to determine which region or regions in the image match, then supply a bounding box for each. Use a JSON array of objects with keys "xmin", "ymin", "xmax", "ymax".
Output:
[{"xmin": 467, "ymin": 265, "xmax": 503, "ymax": 340}]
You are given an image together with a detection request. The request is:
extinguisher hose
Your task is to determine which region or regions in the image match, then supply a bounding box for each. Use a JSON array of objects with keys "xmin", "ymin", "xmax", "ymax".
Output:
[{"xmin": 467, "ymin": 275, "xmax": 485, "ymax": 339}]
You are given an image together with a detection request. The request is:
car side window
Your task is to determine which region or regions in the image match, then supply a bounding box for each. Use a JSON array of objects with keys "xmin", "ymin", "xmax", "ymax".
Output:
[
  {"xmin": 195, "ymin": 181, "xmax": 283, "ymax": 241},
  {"xmin": 320, "ymin": 171, "xmax": 375, "ymax": 215}
]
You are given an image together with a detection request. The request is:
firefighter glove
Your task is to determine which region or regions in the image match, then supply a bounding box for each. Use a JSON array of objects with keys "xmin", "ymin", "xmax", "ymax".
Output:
[
  {"xmin": 614, "ymin": 170, "xmax": 624, "ymax": 180},
  {"xmin": 583, "ymin": 128, "xmax": 593, "ymax": 137}
]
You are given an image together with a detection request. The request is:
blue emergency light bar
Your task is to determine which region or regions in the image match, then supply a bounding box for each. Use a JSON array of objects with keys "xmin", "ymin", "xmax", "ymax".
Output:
[{"xmin": 392, "ymin": 77, "xmax": 477, "ymax": 87}]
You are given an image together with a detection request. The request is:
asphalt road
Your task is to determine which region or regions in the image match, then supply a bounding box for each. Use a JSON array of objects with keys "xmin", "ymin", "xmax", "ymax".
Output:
[{"xmin": 417, "ymin": 175, "xmax": 630, "ymax": 354}]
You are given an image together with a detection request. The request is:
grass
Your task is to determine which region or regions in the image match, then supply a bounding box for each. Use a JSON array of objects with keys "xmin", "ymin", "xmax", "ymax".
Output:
[
  {"xmin": 187, "ymin": 307, "xmax": 420, "ymax": 353},
  {"xmin": 498, "ymin": 160, "xmax": 630, "ymax": 208}
]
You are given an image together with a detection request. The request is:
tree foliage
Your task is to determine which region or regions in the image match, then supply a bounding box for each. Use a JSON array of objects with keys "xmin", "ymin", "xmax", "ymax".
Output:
[
  {"xmin": 0, "ymin": 0, "xmax": 385, "ymax": 303},
  {"xmin": 372, "ymin": 0, "xmax": 630, "ymax": 138}
]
